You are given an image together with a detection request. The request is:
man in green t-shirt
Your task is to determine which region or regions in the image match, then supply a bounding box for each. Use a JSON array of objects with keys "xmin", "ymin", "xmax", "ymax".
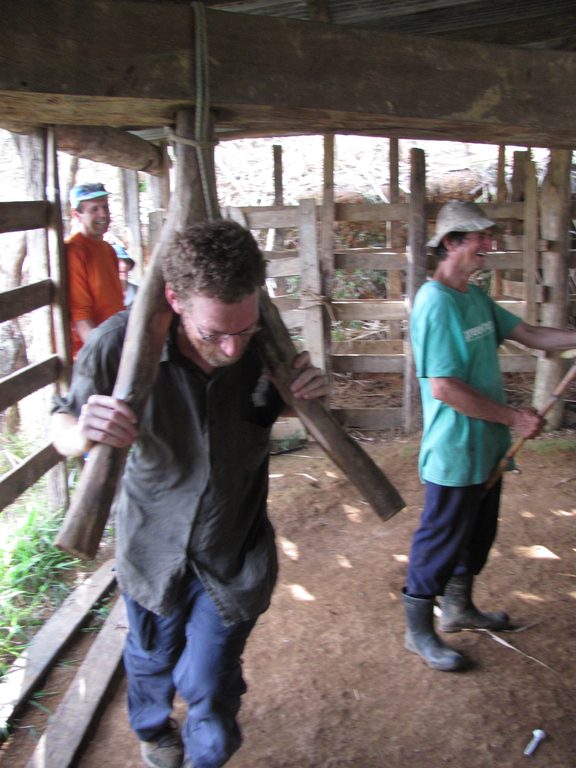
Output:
[{"xmin": 405, "ymin": 201, "xmax": 576, "ymax": 672}]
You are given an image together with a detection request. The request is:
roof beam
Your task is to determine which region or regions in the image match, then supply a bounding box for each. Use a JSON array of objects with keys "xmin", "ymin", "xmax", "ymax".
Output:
[{"xmin": 1, "ymin": 2, "xmax": 576, "ymax": 146}]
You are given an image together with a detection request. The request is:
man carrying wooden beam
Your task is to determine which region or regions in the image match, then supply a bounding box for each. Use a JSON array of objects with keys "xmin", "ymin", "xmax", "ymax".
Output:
[
  {"xmin": 51, "ymin": 219, "xmax": 328, "ymax": 768},
  {"xmin": 403, "ymin": 200, "xmax": 576, "ymax": 672}
]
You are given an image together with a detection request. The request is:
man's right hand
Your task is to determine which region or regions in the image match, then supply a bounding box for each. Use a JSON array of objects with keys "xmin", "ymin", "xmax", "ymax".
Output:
[
  {"xmin": 78, "ymin": 395, "xmax": 139, "ymax": 448},
  {"xmin": 510, "ymin": 406, "xmax": 545, "ymax": 439}
]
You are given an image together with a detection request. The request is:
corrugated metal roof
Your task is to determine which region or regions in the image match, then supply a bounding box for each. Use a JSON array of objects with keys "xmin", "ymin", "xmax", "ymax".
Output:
[{"xmin": 205, "ymin": 0, "xmax": 576, "ymax": 50}]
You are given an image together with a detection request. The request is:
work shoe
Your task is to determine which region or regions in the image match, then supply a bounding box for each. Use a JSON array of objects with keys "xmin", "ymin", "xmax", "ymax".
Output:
[
  {"xmin": 403, "ymin": 591, "xmax": 466, "ymax": 672},
  {"xmin": 439, "ymin": 575, "xmax": 510, "ymax": 633},
  {"xmin": 140, "ymin": 719, "xmax": 184, "ymax": 768}
]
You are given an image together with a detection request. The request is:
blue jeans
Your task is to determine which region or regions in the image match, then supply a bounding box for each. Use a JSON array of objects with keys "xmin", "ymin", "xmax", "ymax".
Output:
[
  {"xmin": 406, "ymin": 479, "xmax": 502, "ymax": 598},
  {"xmin": 123, "ymin": 572, "xmax": 256, "ymax": 768}
]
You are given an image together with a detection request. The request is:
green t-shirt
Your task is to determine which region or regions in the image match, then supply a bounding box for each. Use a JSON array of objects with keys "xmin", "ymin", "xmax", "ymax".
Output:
[{"xmin": 410, "ymin": 281, "xmax": 521, "ymax": 486}]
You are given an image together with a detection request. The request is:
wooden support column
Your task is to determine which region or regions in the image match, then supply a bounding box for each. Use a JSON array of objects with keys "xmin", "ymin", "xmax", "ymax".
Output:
[
  {"xmin": 320, "ymin": 134, "xmax": 335, "ymax": 386},
  {"xmin": 55, "ymin": 108, "xmax": 214, "ymax": 558},
  {"xmin": 493, "ymin": 144, "xmax": 507, "ymax": 296},
  {"xmin": 403, "ymin": 148, "xmax": 427, "ymax": 434},
  {"xmin": 272, "ymin": 144, "xmax": 285, "ymax": 251},
  {"xmin": 120, "ymin": 168, "xmax": 144, "ymax": 276},
  {"xmin": 523, "ymin": 156, "xmax": 539, "ymax": 325},
  {"xmin": 299, "ymin": 198, "xmax": 325, "ymax": 371},
  {"xmin": 388, "ymin": 137, "xmax": 403, "ymax": 339},
  {"xmin": 534, "ymin": 149, "xmax": 572, "ymax": 430},
  {"xmin": 45, "ymin": 127, "xmax": 72, "ymax": 383}
]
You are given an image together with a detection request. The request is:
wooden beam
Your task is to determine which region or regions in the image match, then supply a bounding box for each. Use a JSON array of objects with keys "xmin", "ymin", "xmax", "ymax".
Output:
[
  {"xmin": 25, "ymin": 598, "xmax": 127, "ymax": 768},
  {"xmin": 2, "ymin": 4, "xmax": 576, "ymax": 145},
  {"xmin": 0, "ymin": 560, "xmax": 117, "ymax": 735},
  {"xmin": 0, "ymin": 355, "xmax": 59, "ymax": 412},
  {"xmin": 0, "ymin": 280, "xmax": 53, "ymax": 323},
  {"xmin": 0, "ymin": 443, "xmax": 61, "ymax": 512},
  {"xmin": 0, "ymin": 201, "xmax": 50, "ymax": 233},
  {"xmin": 53, "ymin": 125, "xmax": 167, "ymax": 176}
]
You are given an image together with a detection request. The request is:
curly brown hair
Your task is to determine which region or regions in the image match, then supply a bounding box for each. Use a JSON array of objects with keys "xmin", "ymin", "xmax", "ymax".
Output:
[{"xmin": 163, "ymin": 220, "xmax": 265, "ymax": 302}]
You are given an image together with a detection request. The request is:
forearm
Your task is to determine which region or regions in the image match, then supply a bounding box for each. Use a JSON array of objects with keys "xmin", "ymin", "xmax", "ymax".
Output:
[
  {"xmin": 509, "ymin": 322, "xmax": 576, "ymax": 352},
  {"xmin": 50, "ymin": 412, "xmax": 93, "ymax": 458},
  {"xmin": 430, "ymin": 378, "xmax": 517, "ymax": 426},
  {"xmin": 74, "ymin": 318, "xmax": 96, "ymax": 343}
]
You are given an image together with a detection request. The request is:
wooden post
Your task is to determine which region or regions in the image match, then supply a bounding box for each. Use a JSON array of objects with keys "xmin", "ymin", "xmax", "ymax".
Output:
[
  {"xmin": 321, "ymin": 133, "xmax": 335, "ymax": 387},
  {"xmin": 388, "ymin": 137, "xmax": 403, "ymax": 339},
  {"xmin": 403, "ymin": 148, "xmax": 427, "ymax": 434},
  {"xmin": 533, "ymin": 149, "xmax": 572, "ymax": 430},
  {"xmin": 273, "ymin": 143, "xmax": 285, "ymax": 250},
  {"xmin": 299, "ymin": 198, "xmax": 325, "ymax": 371},
  {"xmin": 55, "ymin": 108, "xmax": 213, "ymax": 559},
  {"xmin": 523, "ymin": 156, "xmax": 539, "ymax": 325},
  {"xmin": 45, "ymin": 127, "xmax": 72, "ymax": 383},
  {"xmin": 120, "ymin": 169, "xmax": 144, "ymax": 278},
  {"xmin": 493, "ymin": 144, "xmax": 507, "ymax": 296}
]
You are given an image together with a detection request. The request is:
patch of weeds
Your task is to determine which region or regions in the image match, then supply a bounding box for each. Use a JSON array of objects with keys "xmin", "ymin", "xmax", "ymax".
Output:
[
  {"xmin": 525, "ymin": 437, "xmax": 576, "ymax": 455},
  {"xmin": 0, "ymin": 493, "xmax": 81, "ymax": 680}
]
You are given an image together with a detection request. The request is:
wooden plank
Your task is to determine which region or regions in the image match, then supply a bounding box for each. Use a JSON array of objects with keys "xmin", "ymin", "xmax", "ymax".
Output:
[
  {"xmin": 499, "ymin": 355, "xmax": 537, "ymax": 373},
  {"xmin": 299, "ymin": 199, "xmax": 325, "ymax": 370},
  {"xmin": 25, "ymin": 598, "xmax": 128, "ymax": 768},
  {"xmin": 484, "ymin": 252, "xmax": 524, "ymax": 269},
  {"xmin": 331, "ymin": 354, "xmax": 404, "ymax": 373},
  {"xmin": 0, "ymin": 201, "xmax": 50, "ymax": 233},
  {"xmin": 334, "ymin": 202, "xmax": 410, "ymax": 222},
  {"xmin": 332, "ymin": 300, "xmax": 407, "ymax": 322},
  {"xmin": 0, "ymin": 560, "xmax": 117, "ymax": 734},
  {"xmin": 332, "ymin": 407, "xmax": 404, "ymax": 431},
  {"xmin": 234, "ymin": 206, "xmax": 299, "ymax": 229},
  {"xmin": 0, "ymin": 355, "xmax": 60, "ymax": 412},
  {"xmin": 334, "ymin": 251, "xmax": 407, "ymax": 271},
  {"xmin": 3, "ymin": 5, "xmax": 576, "ymax": 146},
  {"xmin": 501, "ymin": 279, "xmax": 544, "ymax": 302},
  {"xmin": 272, "ymin": 295, "xmax": 300, "ymax": 313},
  {"xmin": 266, "ymin": 256, "xmax": 301, "ymax": 278},
  {"xmin": 0, "ymin": 280, "xmax": 53, "ymax": 322},
  {"xmin": 0, "ymin": 443, "xmax": 61, "ymax": 512}
]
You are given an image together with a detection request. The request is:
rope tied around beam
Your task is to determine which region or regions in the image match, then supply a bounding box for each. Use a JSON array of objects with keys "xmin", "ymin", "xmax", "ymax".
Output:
[
  {"xmin": 300, "ymin": 289, "xmax": 336, "ymax": 323},
  {"xmin": 191, "ymin": 1, "xmax": 220, "ymax": 220},
  {"xmin": 163, "ymin": 127, "xmax": 218, "ymax": 150}
]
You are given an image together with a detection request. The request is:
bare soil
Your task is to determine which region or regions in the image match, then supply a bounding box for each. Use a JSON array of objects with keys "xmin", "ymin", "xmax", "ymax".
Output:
[{"xmin": 2, "ymin": 427, "xmax": 575, "ymax": 768}]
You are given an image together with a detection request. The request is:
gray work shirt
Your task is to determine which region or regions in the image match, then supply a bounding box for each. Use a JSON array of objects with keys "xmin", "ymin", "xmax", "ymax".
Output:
[{"xmin": 53, "ymin": 311, "xmax": 283, "ymax": 625}]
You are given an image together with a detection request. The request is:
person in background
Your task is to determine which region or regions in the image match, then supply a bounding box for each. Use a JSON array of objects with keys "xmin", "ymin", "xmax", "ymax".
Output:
[
  {"xmin": 404, "ymin": 200, "xmax": 576, "ymax": 672},
  {"xmin": 114, "ymin": 243, "xmax": 139, "ymax": 308},
  {"xmin": 66, "ymin": 183, "xmax": 124, "ymax": 358},
  {"xmin": 51, "ymin": 219, "xmax": 329, "ymax": 768}
]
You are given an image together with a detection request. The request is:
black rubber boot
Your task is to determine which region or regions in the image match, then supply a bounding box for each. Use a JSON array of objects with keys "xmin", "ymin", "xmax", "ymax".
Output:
[
  {"xmin": 438, "ymin": 575, "xmax": 510, "ymax": 632},
  {"xmin": 403, "ymin": 592, "xmax": 466, "ymax": 672}
]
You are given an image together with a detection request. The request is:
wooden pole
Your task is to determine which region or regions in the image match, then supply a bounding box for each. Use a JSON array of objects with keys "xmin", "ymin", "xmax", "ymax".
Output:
[
  {"xmin": 257, "ymin": 291, "xmax": 405, "ymax": 521},
  {"xmin": 533, "ymin": 149, "xmax": 572, "ymax": 430},
  {"xmin": 55, "ymin": 108, "xmax": 210, "ymax": 559},
  {"xmin": 403, "ymin": 148, "xmax": 427, "ymax": 434}
]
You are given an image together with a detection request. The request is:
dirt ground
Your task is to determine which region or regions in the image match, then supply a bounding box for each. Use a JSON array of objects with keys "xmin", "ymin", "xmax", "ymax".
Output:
[{"xmin": 2, "ymin": 425, "xmax": 575, "ymax": 768}]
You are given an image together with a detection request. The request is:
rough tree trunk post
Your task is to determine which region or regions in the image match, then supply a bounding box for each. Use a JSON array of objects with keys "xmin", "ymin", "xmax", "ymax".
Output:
[
  {"xmin": 533, "ymin": 149, "xmax": 572, "ymax": 430},
  {"xmin": 403, "ymin": 148, "xmax": 427, "ymax": 433},
  {"xmin": 55, "ymin": 108, "xmax": 210, "ymax": 559}
]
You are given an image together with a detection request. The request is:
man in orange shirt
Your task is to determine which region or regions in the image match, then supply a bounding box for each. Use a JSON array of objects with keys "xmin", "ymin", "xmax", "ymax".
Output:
[{"xmin": 66, "ymin": 183, "xmax": 124, "ymax": 358}]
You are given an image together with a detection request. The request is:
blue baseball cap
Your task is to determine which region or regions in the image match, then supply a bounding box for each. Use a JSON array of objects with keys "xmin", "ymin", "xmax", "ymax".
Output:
[{"xmin": 70, "ymin": 182, "xmax": 108, "ymax": 209}]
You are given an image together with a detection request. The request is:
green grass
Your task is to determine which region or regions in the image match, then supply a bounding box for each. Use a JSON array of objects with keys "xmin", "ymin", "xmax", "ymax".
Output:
[{"xmin": 0, "ymin": 485, "xmax": 81, "ymax": 680}]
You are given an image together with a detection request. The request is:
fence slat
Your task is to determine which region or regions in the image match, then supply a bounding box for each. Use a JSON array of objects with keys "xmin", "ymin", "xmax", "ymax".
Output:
[
  {"xmin": 0, "ymin": 201, "xmax": 50, "ymax": 233},
  {"xmin": 0, "ymin": 443, "xmax": 62, "ymax": 512},
  {"xmin": 0, "ymin": 280, "xmax": 53, "ymax": 323},
  {"xmin": 0, "ymin": 355, "xmax": 60, "ymax": 412}
]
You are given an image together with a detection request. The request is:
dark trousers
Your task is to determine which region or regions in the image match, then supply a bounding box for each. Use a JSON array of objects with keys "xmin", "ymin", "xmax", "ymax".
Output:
[
  {"xmin": 406, "ymin": 479, "xmax": 502, "ymax": 598},
  {"xmin": 123, "ymin": 572, "xmax": 256, "ymax": 768}
]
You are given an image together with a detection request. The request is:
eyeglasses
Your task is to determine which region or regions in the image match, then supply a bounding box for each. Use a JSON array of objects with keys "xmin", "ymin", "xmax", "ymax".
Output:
[{"xmin": 194, "ymin": 322, "xmax": 262, "ymax": 344}]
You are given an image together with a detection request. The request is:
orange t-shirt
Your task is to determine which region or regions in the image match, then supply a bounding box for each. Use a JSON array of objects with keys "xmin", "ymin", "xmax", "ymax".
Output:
[{"xmin": 66, "ymin": 232, "xmax": 124, "ymax": 357}]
